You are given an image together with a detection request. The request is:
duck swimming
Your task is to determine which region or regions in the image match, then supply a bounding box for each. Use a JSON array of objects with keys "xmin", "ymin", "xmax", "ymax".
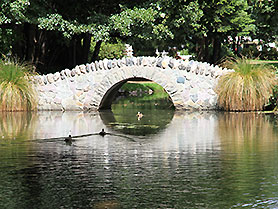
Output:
[
  {"xmin": 99, "ymin": 128, "xmax": 107, "ymax": 136},
  {"xmin": 64, "ymin": 134, "xmax": 72, "ymax": 142},
  {"xmin": 64, "ymin": 131, "xmax": 72, "ymax": 142}
]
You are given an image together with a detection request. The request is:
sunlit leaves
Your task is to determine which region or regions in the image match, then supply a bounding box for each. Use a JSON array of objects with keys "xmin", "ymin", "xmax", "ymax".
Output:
[
  {"xmin": 0, "ymin": 0, "xmax": 30, "ymax": 24},
  {"xmin": 110, "ymin": 6, "xmax": 173, "ymax": 40}
]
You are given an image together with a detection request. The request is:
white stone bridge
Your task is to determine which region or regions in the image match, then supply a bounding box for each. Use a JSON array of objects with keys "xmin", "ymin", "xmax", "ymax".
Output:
[{"xmin": 33, "ymin": 56, "xmax": 232, "ymax": 111}]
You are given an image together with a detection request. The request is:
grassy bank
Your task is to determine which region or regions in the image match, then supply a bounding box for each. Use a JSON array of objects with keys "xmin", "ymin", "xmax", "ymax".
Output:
[
  {"xmin": 248, "ymin": 60, "xmax": 278, "ymax": 69},
  {"xmin": 118, "ymin": 81, "xmax": 171, "ymax": 100}
]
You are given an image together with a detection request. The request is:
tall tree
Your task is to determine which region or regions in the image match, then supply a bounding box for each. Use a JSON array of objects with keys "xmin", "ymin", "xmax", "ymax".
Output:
[
  {"xmin": 0, "ymin": 0, "xmax": 172, "ymax": 73},
  {"xmin": 150, "ymin": 0, "xmax": 254, "ymax": 63},
  {"xmin": 248, "ymin": 0, "xmax": 278, "ymax": 44}
]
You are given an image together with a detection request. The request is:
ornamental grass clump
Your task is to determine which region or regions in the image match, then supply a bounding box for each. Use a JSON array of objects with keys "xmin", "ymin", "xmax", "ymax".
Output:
[
  {"xmin": 216, "ymin": 58, "xmax": 277, "ymax": 111},
  {"xmin": 0, "ymin": 60, "xmax": 37, "ymax": 111}
]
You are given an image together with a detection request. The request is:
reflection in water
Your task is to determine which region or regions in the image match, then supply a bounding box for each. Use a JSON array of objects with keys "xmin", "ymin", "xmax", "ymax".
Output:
[
  {"xmin": 110, "ymin": 92, "xmax": 174, "ymax": 135},
  {"xmin": 217, "ymin": 113, "xmax": 278, "ymax": 208},
  {"xmin": 0, "ymin": 112, "xmax": 38, "ymax": 140},
  {"xmin": 0, "ymin": 111, "xmax": 278, "ymax": 208},
  {"xmin": 218, "ymin": 112, "xmax": 278, "ymax": 152},
  {"xmin": 100, "ymin": 109, "xmax": 174, "ymax": 136}
]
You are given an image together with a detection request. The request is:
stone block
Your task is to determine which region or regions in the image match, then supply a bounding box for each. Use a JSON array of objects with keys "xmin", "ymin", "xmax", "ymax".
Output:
[
  {"xmin": 86, "ymin": 64, "xmax": 91, "ymax": 72},
  {"xmin": 80, "ymin": 65, "xmax": 87, "ymax": 74},
  {"xmin": 102, "ymin": 59, "xmax": 108, "ymax": 70},
  {"xmin": 47, "ymin": 74, "xmax": 54, "ymax": 84},
  {"xmin": 107, "ymin": 60, "xmax": 112, "ymax": 69},
  {"xmin": 177, "ymin": 76, "xmax": 185, "ymax": 84},
  {"xmin": 53, "ymin": 72, "xmax": 60, "ymax": 81}
]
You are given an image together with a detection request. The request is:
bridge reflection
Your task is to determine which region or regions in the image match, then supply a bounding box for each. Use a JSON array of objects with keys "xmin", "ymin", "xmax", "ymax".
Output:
[{"xmin": 99, "ymin": 108, "xmax": 174, "ymax": 136}]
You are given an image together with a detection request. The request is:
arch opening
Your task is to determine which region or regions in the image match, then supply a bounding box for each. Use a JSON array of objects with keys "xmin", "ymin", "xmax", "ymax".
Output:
[{"xmin": 98, "ymin": 77, "xmax": 174, "ymax": 110}]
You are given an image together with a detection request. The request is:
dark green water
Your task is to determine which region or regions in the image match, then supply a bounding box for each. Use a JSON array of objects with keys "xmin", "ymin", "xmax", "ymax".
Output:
[{"xmin": 1, "ymin": 97, "xmax": 278, "ymax": 208}]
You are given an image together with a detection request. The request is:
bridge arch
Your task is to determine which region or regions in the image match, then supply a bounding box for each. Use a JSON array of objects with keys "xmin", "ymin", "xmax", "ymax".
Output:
[
  {"xmin": 94, "ymin": 67, "xmax": 181, "ymax": 109},
  {"xmin": 92, "ymin": 66, "xmax": 183, "ymax": 110}
]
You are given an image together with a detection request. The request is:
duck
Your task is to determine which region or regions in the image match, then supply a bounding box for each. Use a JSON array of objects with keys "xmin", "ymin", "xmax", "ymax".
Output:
[
  {"xmin": 99, "ymin": 128, "xmax": 107, "ymax": 136},
  {"xmin": 136, "ymin": 112, "xmax": 144, "ymax": 120},
  {"xmin": 64, "ymin": 134, "xmax": 72, "ymax": 142},
  {"xmin": 64, "ymin": 131, "xmax": 72, "ymax": 142}
]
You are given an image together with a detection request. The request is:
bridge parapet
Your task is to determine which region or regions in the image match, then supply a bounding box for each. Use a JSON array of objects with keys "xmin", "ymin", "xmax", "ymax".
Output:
[{"xmin": 33, "ymin": 56, "xmax": 233, "ymax": 111}]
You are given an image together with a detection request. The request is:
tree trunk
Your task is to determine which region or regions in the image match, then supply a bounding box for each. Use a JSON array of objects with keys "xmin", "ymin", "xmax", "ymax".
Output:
[
  {"xmin": 73, "ymin": 39, "xmax": 77, "ymax": 67},
  {"xmin": 34, "ymin": 30, "xmax": 47, "ymax": 72},
  {"xmin": 204, "ymin": 36, "xmax": 209, "ymax": 61},
  {"xmin": 24, "ymin": 23, "xmax": 36, "ymax": 62},
  {"xmin": 11, "ymin": 25, "xmax": 24, "ymax": 59},
  {"xmin": 212, "ymin": 36, "xmax": 221, "ymax": 64},
  {"xmin": 82, "ymin": 34, "xmax": 91, "ymax": 64},
  {"xmin": 196, "ymin": 37, "xmax": 205, "ymax": 62},
  {"xmin": 91, "ymin": 40, "xmax": 102, "ymax": 62}
]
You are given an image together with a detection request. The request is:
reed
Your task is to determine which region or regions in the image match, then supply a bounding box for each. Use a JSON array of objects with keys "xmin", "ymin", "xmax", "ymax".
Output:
[
  {"xmin": 0, "ymin": 59, "xmax": 37, "ymax": 111},
  {"xmin": 216, "ymin": 58, "xmax": 277, "ymax": 111}
]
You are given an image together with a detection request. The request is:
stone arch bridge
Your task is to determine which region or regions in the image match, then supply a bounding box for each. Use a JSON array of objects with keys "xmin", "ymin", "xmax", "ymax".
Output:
[{"xmin": 33, "ymin": 56, "xmax": 232, "ymax": 111}]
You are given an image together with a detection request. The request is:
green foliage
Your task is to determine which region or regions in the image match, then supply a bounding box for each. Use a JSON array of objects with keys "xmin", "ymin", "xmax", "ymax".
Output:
[
  {"xmin": 0, "ymin": 0, "xmax": 30, "ymax": 24},
  {"xmin": 249, "ymin": 0, "xmax": 278, "ymax": 43},
  {"xmin": 265, "ymin": 65, "xmax": 278, "ymax": 111},
  {"xmin": 120, "ymin": 82, "xmax": 166, "ymax": 94},
  {"xmin": 216, "ymin": 58, "xmax": 277, "ymax": 111},
  {"xmin": 241, "ymin": 45, "xmax": 260, "ymax": 59},
  {"xmin": 1, "ymin": 0, "xmax": 277, "ymax": 70},
  {"xmin": 260, "ymin": 47, "xmax": 278, "ymax": 61},
  {"xmin": 38, "ymin": 14, "xmax": 110, "ymax": 40},
  {"xmin": 0, "ymin": 59, "xmax": 37, "ymax": 111},
  {"xmin": 111, "ymin": 6, "xmax": 173, "ymax": 40},
  {"xmin": 90, "ymin": 39, "xmax": 125, "ymax": 60},
  {"xmin": 178, "ymin": 49, "xmax": 190, "ymax": 56},
  {"xmin": 0, "ymin": 28, "xmax": 13, "ymax": 57},
  {"xmin": 267, "ymin": 85, "xmax": 278, "ymax": 111}
]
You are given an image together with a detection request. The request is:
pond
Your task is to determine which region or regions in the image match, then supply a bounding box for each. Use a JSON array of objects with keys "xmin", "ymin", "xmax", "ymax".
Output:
[{"xmin": 1, "ymin": 95, "xmax": 278, "ymax": 208}]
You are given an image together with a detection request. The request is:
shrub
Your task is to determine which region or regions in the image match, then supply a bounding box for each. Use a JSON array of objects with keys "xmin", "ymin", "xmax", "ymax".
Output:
[
  {"xmin": 0, "ymin": 59, "xmax": 37, "ymax": 111},
  {"xmin": 216, "ymin": 58, "xmax": 277, "ymax": 111},
  {"xmin": 90, "ymin": 39, "xmax": 126, "ymax": 60},
  {"xmin": 241, "ymin": 44, "xmax": 260, "ymax": 59},
  {"xmin": 260, "ymin": 47, "xmax": 278, "ymax": 60}
]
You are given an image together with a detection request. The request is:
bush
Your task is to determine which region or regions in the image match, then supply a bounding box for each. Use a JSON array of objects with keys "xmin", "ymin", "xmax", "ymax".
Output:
[
  {"xmin": 90, "ymin": 39, "xmax": 126, "ymax": 60},
  {"xmin": 216, "ymin": 58, "xmax": 277, "ymax": 111},
  {"xmin": 241, "ymin": 44, "xmax": 260, "ymax": 59},
  {"xmin": 0, "ymin": 59, "xmax": 37, "ymax": 111},
  {"xmin": 260, "ymin": 47, "xmax": 278, "ymax": 60}
]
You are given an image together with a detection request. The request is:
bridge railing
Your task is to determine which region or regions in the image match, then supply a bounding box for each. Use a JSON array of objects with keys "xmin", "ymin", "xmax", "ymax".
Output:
[{"xmin": 30, "ymin": 56, "xmax": 234, "ymax": 86}]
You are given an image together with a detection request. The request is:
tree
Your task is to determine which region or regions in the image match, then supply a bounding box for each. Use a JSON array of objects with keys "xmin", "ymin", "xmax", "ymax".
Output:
[
  {"xmin": 146, "ymin": 0, "xmax": 255, "ymax": 63},
  {"xmin": 0, "ymin": 0, "xmax": 173, "ymax": 73},
  {"xmin": 248, "ymin": 0, "xmax": 278, "ymax": 44}
]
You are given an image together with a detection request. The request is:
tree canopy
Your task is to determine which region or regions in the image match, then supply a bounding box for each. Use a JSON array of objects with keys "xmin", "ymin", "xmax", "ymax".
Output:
[{"xmin": 0, "ymin": 0, "xmax": 276, "ymax": 73}]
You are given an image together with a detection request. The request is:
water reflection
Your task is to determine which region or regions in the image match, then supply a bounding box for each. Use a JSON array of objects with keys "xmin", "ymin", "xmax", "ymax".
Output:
[
  {"xmin": 100, "ymin": 109, "xmax": 174, "ymax": 136},
  {"xmin": 0, "ymin": 112, "xmax": 38, "ymax": 140},
  {"xmin": 110, "ymin": 93, "xmax": 174, "ymax": 135},
  {"xmin": 217, "ymin": 112, "xmax": 278, "ymax": 208},
  {"xmin": 218, "ymin": 112, "xmax": 278, "ymax": 152},
  {"xmin": 0, "ymin": 111, "xmax": 278, "ymax": 208}
]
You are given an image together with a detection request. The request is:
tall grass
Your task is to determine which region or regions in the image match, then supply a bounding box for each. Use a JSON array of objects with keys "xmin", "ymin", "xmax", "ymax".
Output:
[
  {"xmin": 0, "ymin": 59, "xmax": 37, "ymax": 111},
  {"xmin": 216, "ymin": 58, "xmax": 277, "ymax": 111}
]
